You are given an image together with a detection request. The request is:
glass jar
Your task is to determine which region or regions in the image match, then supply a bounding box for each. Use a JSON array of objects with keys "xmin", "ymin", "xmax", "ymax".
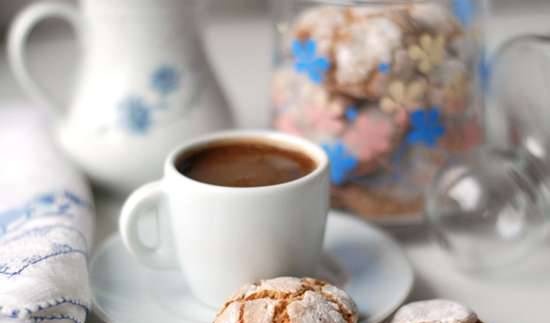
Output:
[
  {"xmin": 270, "ymin": 0, "xmax": 488, "ymax": 220},
  {"xmin": 427, "ymin": 35, "xmax": 550, "ymax": 273}
]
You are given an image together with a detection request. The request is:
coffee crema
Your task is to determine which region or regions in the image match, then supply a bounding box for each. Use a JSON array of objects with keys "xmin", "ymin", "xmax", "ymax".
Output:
[{"xmin": 176, "ymin": 141, "xmax": 316, "ymax": 187}]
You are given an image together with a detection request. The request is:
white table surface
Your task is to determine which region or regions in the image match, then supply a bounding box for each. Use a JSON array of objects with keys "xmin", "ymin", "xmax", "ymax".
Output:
[{"xmin": 1, "ymin": 5, "xmax": 550, "ymax": 323}]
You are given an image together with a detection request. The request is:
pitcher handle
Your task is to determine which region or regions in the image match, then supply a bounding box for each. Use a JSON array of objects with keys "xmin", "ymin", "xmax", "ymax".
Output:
[{"xmin": 7, "ymin": 1, "xmax": 83, "ymax": 120}]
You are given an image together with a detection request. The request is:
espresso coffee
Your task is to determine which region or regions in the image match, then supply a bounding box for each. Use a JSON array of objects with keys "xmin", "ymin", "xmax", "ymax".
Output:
[{"xmin": 177, "ymin": 141, "xmax": 316, "ymax": 187}]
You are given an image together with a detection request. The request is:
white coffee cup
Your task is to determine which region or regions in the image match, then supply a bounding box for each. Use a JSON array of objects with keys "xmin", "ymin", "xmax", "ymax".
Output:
[{"xmin": 119, "ymin": 130, "xmax": 330, "ymax": 308}]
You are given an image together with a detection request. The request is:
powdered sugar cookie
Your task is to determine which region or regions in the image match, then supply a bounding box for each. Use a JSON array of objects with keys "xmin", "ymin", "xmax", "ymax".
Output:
[
  {"xmin": 391, "ymin": 300, "xmax": 481, "ymax": 323},
  {"xmin": 272, "ymin": 67, "xmax": 352, "ymax": 142},
  {"xmin": 213, "ymin": 277, "xmax": 358, "ymax": 323},
  {"xmin": 409, "ymin": 3, "xmax": 462, "ymax": 36},
  {"xmin": 293, "ymin": 6, "xmax": 347, "ymax": 56},
  {"xmin": 326, "ymin": 16, "xmax": 403, "ymax": 99},
  {"xmin": 288, "ymin": 4, "xmax": 464, "ymax": 100}
]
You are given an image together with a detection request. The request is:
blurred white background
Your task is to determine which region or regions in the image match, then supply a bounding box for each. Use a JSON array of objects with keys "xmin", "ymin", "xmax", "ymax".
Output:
[
  {"xmin": 0, "ymin": 0, "xmax": 270, "ymax": 33},
  {"xmin": 0, "ymin": 0, "xmax": 548, "ymax": 28},
  {"xmin": 1, "ymin": 0, "xmax": 550, "ymax": 128}
]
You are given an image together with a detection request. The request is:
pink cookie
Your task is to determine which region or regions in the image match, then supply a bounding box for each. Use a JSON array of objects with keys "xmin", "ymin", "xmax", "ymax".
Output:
[
  {"xmin": 343, "ymin": 108, "xmax": 404, "ymax": 177},
  {"xmin": 272, "ymin": 68, "xmax": 352, "ymax": 143},
  {"xmin": 343, "ymin": 109, "xmax": 396, "ymax": 162}
]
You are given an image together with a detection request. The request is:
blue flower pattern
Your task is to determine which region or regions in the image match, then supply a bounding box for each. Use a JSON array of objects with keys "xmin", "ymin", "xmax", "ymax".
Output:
[
  {"xmin": 292, "ymin": 39, "xmax": 331, "ymax": 84},
  {"xmin": 322, "ymin": 141, "xmax": 359, "ymax": 185},
  {"xmin": 406, "ymin": 108, "xmax": 445, "ymax": 148},
  {"xmin": 452, "ymin": 0, "xmax": 475, "ymax": 26},
  {"xmin": 35, "ymin": 194, "xmax": 55, "ymax": 205},
  {"xmin": 119, "ymin": 97, "xmax": 152, "ymax": 135},
  {"xmin": 0, "ymin": 238, "xmax": 87, "ymax": 277},
  {"xmin": 118, "ymin": 65, "xmax": 182, "ymax": 135},
  {"xmin": 151, "ymin": 66, "xmax": 180, "ymax": 95},
  {"xmin": 0, "ymin": 191, "xmax": 91, "ymax": 237},
  {"xmin": 64, "ymin": 191, "xmax": 87, "ymax": 207}
]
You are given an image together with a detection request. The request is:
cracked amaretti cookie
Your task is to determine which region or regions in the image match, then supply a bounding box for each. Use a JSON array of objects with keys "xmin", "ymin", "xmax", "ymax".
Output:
[
  {"xmin": 391, "ymin": 299, "xmax": 483, "ymax": 323},
  {"xmin": 213, "ymin": 277, "xmax": 358, "ymax": 323}
]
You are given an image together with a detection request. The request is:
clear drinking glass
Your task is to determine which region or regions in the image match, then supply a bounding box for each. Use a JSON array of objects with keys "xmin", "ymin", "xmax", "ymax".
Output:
[{"xmin": 270, "ymin": 0, "xmax": 488, "ymax": 220}]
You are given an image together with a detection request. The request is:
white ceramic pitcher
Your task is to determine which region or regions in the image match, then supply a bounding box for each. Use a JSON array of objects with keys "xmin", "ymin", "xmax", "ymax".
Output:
[{"xmin": 8, "ymin": 0, "xmax": 233, "ymax": 193}]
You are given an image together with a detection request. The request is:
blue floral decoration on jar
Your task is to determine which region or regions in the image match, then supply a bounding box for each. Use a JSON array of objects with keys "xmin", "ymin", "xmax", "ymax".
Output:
[
  {"xmin": 406, "ymin": 108, "xmax": 445, "ymax": 148},
  {"xmin": 322, "ymin": 141, "xmax": 358, "ymax": 185},
  {"xmin": 452, "ymin": 0, "xmax": 475, "ymax": 26},
  {"xmin": 151, "ymin": 65, "xmax": 180, "ymax": 95},
  {"xmin": 378, "ymin": 63, "xmax": 391, "ymax": 74},
  {"xmin": 292, "ymin": 38, "xmax": 331, "ymax": 84},
  {"xmin": 119, "ymin": 97, "xmax": 152, "ymax": 135},
  {"xmin": 345, "ymin": 105, "xmax": 359, "ymax": 122}
]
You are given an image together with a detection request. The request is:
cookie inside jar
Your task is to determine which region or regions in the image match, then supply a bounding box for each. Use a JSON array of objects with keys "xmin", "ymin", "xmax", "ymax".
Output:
[{"xmin": 271, "ymin": 0, "xmax": 485, "ymax": 219}]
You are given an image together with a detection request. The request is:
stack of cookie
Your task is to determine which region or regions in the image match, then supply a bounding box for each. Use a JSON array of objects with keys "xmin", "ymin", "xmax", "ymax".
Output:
[{"xmin": 271, "ymin": 2, "xmax": 482, "ymax": 217}]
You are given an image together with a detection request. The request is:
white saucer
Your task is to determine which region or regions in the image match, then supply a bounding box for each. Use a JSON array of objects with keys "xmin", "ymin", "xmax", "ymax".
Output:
[{"xmin": 90, "ymin": 211, "xmax": 414, "ymax": 323}]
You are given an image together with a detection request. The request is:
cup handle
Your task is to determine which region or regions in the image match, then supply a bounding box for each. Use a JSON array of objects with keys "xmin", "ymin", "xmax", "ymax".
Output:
[
  {"xmin": 7, "ymin": 1, "xmax": 83, "ymax": 119},
  {"xmin": 119, "ymin": 181, "xmax": 179, "ymax": 269}
]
